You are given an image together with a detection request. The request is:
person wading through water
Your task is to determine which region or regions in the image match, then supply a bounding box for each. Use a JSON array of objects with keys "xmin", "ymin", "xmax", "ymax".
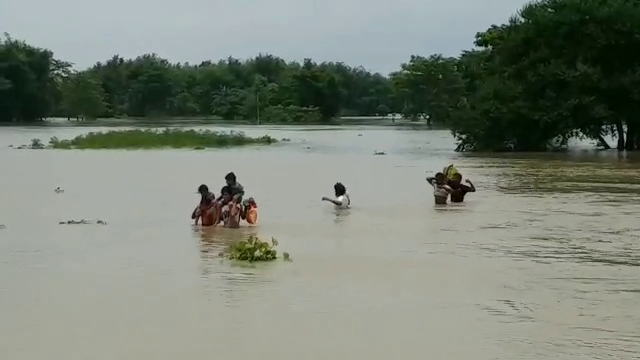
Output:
[
  {"xmin": 447, "ymin": 173, "xmax": 476, "ymax": 203},
  {"xmin": 212, "ymin": 172, "xmax": 247, "ymax": 226},
  {"xmin": 426, "ymin": 172, "xmax": 453, "ymax": 204},
  {"xmin": 192, "ymin": 184, "xmax": 216, "ymax": 226},
  {"xmin": 322, "ymin": 182, "xmax": 351, "ymax": 208}
]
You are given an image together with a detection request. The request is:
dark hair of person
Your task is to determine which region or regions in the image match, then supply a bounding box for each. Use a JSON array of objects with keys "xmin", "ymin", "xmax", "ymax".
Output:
[
  {"xmin": 225, "ymin": 172, "xmax": 236, "ymax": 182},
  {"xmin": 197, "ymin": 184, "xmax": 209, "ymax": 193},
  {"xmin": 334, "ymin": 182, "xmax": 346, "ymax": 197}
]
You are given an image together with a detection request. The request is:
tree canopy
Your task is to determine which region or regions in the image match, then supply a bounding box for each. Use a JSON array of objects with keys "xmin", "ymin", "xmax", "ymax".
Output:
[
  {"xmin": 391, "ymin": 0, "xmax": 640, "ymax": 151},
  {"xmin": 3, "ymin": 0, "xmax": 640, "ymax": 151},
  {"xmin": 0, "ymin": 40, "xmax": 396, "ymax": 124}
]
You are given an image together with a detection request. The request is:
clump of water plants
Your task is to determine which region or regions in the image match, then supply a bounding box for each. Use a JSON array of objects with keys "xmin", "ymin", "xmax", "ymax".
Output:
[
  {"xmin": 15, "ymin": 138, "xmax": 50, "ymax": 149},
  {"xmin": 30, "ymin": 138, "xmax": 47, "ymax": 149},
  {"xmin": 59, "ymin": 219, "xmax": 107, "ymax": 225},
  {"xmin": 224, "ymin": 235, "xmax": 288, "ymax": 262},
  {"xmin": 44, "ymin": 128, "xmax": 277, "ymax": 149}
]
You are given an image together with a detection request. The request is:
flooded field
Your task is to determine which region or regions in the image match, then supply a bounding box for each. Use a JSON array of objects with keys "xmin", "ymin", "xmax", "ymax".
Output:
[{"xmin": 1, "ymin": 124, "xmax": 639, "ymax": 359}]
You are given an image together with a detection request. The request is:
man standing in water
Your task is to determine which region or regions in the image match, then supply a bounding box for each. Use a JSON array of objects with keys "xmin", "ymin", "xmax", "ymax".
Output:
[
  {"xmin": 447, "ymin": 173, "xmax": 476, "ymax": 203},
  {"xmin": 214, "ymin": 172, "xmax": 248, "ymax": 221},
  {"xmin": 192, "ymin": 184, "xmax": 216, "ymax": 225}
]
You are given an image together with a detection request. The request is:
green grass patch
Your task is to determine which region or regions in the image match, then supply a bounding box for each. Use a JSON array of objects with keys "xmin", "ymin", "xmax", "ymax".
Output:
[{"xmin": 47, "ymin": 128, "xmax": 277, "ymax": 149}]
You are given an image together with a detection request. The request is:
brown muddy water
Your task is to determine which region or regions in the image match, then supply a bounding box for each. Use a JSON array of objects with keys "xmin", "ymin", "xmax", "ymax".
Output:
[{"xmin": 1, "ymin": 125, "xmax": 639, "ymax": 359}]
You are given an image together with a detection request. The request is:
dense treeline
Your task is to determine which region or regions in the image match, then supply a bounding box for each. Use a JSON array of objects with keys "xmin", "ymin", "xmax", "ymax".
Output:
[
  {"xmin": 2, "ymin": 0, "xmax": 640, "ymax": 151},
  {"xmin": 0, "ymin": 35, "xmax": 396, "ymax": 124}
]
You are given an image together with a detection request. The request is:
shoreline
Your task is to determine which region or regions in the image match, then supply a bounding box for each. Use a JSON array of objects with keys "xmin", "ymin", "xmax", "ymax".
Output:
[{"xmin": 0, "ymin": 117, "xmax": 436, "ymax": 128}]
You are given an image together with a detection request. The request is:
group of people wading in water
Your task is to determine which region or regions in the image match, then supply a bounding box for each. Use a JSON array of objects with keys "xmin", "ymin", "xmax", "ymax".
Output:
[
  {"xmin": 426, "ymin": 164, "xmax": 476, "ymax": 205},
  {"xmin": 192, "ymin": 172, "xmax": 350, "ymax": 228},
  {"xmin": 192, "ymin": 165, "xmax": 471, "ymax": 228},
  {"xmin": 191, "ymin": 172, "xmax": 258, "ymax": 228}
]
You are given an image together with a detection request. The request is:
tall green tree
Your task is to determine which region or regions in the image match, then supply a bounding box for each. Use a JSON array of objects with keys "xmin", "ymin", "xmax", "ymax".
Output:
[
  {"xmin": 391, "ymin": 55, "xmax": 464, "ymax": 125},
  {"xmin": 436, "ymin": 0, "xmax": 640, "ymax": 151},
  {"xmin": 0, "ymin": 34, "xmax": 70, "ymax": 122},
  {"xmin": 59, "ymin": 72, "xmax": 107, "ymax": 120}
]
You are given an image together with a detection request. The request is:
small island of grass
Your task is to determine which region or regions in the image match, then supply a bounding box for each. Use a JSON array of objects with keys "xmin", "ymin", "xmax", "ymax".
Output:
[{"xmin": 44, "ymin": 129, "xmax": 277, "ymax": 149}]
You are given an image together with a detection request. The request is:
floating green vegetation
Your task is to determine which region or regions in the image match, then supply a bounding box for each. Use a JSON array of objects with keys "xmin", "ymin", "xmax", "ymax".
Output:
[
  {"xmin": 59, "ymin": 219, "xmax": 107, "ymax": 225},
  {"xmin": 223, "ymin": 235, "xmax": 290, "ymax": 262},
  {"xmin": 43, "ymin": 129, "xmax": 277, "ymax": 149},
  {"xmin": 12, "ymin": 138, "xmax": 47, "ymax": 149}
]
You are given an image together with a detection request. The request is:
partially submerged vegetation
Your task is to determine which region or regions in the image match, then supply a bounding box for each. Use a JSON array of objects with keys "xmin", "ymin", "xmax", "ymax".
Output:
[
  {"xmin": 59, "ymin": 219, "xmax": 107, "ymax": 225},
  {"xmin": 391, "ymin": 0, "xmax": 640, "ymax": 152},
  {"xmin": 19, "ymin": 129, "xmax": 277, "ymax": 149},
  {"xmin": 222, "ymin": 235, "xmax": 290, "ymax": 262}
]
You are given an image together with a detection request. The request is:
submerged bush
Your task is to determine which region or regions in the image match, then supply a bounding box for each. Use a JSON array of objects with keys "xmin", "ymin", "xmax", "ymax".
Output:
[
  {"xmin": 47, "ymin": 128, "xmax": 277, "ymax": 149},
  {"xmin": 225, "ymin": 235, "xmax": 289, "ymax": 262}
]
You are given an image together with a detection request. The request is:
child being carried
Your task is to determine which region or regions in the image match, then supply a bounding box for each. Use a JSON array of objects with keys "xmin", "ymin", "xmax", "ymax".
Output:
[{"xmin": 426, "ymin": 172, "xmax": 453, "ymax": 204}]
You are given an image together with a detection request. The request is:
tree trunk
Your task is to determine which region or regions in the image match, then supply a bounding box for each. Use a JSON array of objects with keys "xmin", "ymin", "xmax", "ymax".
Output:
[
  {"xmin": 616, "ymin": 121, "xmax": 625, "ymax": 150},
  {"xmin": 625, "ymin": 123, "xmax": 636, "ymax": 151}
]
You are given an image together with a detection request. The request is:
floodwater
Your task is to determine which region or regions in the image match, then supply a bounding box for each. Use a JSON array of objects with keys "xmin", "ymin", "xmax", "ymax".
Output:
[{"xmin": 1, "ymin": 124, "xmax": 639, "ymax": 359}]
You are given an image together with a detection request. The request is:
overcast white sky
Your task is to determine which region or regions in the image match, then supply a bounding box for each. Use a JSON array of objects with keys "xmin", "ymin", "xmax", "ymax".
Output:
[{"xmin": 0, "ymin": 0, "xmax": 530, "ymax": 74}]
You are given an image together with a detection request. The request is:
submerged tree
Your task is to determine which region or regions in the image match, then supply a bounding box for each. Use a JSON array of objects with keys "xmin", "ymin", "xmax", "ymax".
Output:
[
  {"xmin": 449, "ymin": 0, "xmax": 640, "ymax": 151},
  {"xmin": 391, "ymin": 54, "xmax": 464, "ymax": 125},
  {"xmin": 0, "ymin": 33, "xmax": 70, "ymax": 122}
]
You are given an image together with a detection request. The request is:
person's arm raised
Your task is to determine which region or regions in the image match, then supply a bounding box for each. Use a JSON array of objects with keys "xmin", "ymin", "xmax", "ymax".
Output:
[
  {"xmin": 465, "ymin": 179, "xmax": 476, "ymax": 192},
  {"xmin": 322, "ymin": 196, "xmax": 343, "ymax": 206}
]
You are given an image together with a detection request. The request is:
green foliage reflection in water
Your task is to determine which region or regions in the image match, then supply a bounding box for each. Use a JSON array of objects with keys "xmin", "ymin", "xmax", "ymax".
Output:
[
  {"xmin": 48, "ymin": 129, "xmax": 277, "ymax": 149},
  {"xmin": 225, "ymin": 235, "xmax": 289, "ymax": 262}
]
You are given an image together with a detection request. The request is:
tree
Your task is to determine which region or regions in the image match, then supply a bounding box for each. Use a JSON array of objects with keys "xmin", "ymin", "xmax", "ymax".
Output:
[
  {"xmin": 59, "ymin": 72, "xmax": 107, "ymax": 120},
  {"xmin": 391, "ymin": 55, "xmax": 464, "ymax": 125},
  {"xmin": 211, "ymin": 86, "xmax": 244, "ymax": 120},
  {"xmin": 376, "ymin": 104, "xmax": 390, "ymax": 117},
  {"xmin": 445, "ymin": 0, "xmax": 640, "ymax": 151},
  {"xmin": 0, "ymin": 33, "xmax": 70, "ymax": 122},
  {"xmin": 242, "ymin": 75, "xmax": 278, "ymax": 123}
]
